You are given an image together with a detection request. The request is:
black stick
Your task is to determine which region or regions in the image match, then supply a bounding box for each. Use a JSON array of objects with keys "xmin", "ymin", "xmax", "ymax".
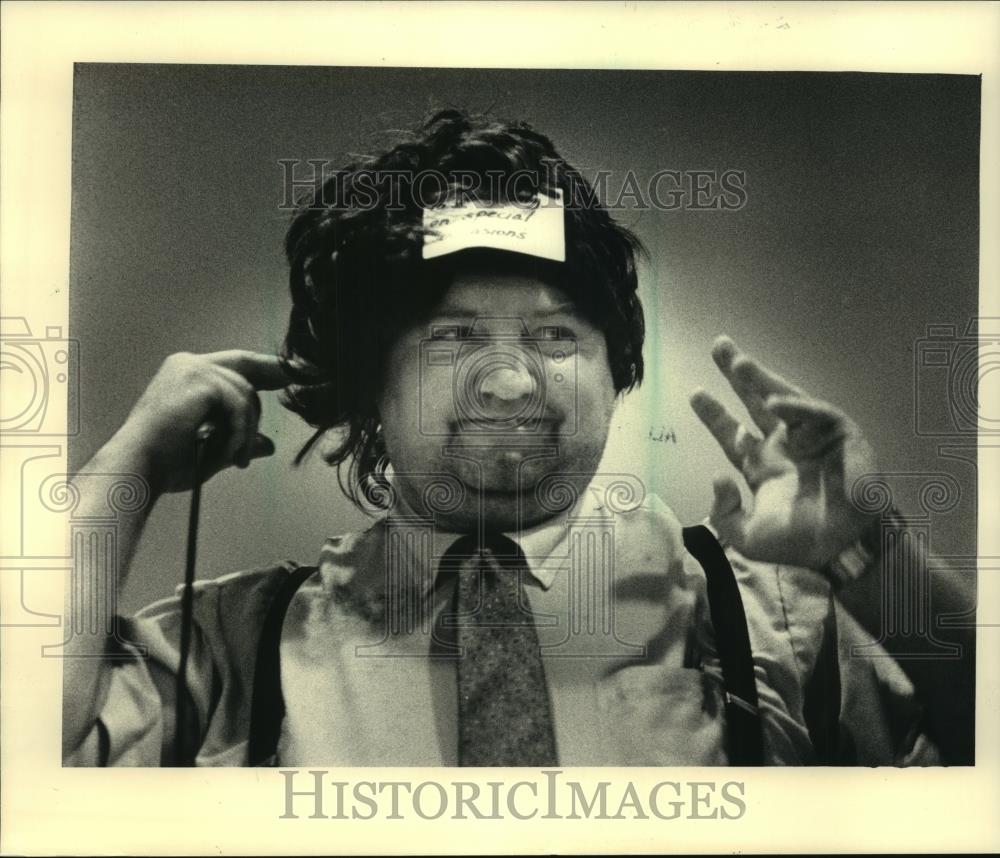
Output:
[{"xmin": 175, "ymin": 422, "xmax": 214, "ymax": 766}]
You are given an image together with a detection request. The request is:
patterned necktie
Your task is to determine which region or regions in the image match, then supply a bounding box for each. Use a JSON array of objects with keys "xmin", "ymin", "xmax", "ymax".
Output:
[{"xmin": 441, "ymin": 532, "xmax": 558, "ymax": 766}]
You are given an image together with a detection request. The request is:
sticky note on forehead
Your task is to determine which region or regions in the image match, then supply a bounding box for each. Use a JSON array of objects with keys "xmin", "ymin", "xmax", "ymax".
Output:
[{"xmin": 421, "ymin": 189, "xmax": 566, "ymax": 262}]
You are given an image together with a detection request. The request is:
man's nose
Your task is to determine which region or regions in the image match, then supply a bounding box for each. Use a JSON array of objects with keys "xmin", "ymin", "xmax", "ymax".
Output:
[{"xmin": 474, "ymin": 360, "xmax": 538, "ymax": 420}]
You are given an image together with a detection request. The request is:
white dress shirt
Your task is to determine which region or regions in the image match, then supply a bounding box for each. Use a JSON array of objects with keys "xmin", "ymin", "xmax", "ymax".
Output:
[{"xmin": 66, "ymin": 479, "xmax": 938, "ymax": 766}]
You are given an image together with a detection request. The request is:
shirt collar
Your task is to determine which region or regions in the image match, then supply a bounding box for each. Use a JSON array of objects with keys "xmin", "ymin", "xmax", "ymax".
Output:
[{"xmin": 373, "ymin": 480, "xmax": 598, "ymax": 598}]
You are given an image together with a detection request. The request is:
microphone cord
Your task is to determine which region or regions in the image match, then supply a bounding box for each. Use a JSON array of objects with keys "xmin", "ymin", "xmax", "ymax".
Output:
[{"xmin": 175, "ymin": 421, "xmax": 214, "ymax": 766}]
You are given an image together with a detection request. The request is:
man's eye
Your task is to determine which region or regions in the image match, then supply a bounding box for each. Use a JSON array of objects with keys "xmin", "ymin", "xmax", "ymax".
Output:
[
  {"xmin": 537, "ymin": 325, "xmax": 576, "ymax": 340},
  {"xmin": 429, "ymin": 325, "xmax": 470, "ymax": 341}
]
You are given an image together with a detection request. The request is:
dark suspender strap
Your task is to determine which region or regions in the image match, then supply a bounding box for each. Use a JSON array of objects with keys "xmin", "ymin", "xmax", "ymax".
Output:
[
  {"xmin": 682, "ymin": 525, "xmax": 764, "ymax": 766},
  {"xmin": 247, "ymin": 565, "xmax": 317, "ymax": 766}
]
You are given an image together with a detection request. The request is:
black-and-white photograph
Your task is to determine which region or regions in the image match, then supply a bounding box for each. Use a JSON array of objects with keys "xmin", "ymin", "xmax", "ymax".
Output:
[{"xmin": 57, "ymin": 63, "xmax": 980, "ymax": 771}]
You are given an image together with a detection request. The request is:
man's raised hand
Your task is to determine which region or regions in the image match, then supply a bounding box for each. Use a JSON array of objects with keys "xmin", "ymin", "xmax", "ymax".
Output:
[
  {"xmin": 109, "ymin": 350, "xmax": 292, "ymax": 495},
  {"xmin": 689, "ymin": 336, "xmax": 878, "ymax": 570}
]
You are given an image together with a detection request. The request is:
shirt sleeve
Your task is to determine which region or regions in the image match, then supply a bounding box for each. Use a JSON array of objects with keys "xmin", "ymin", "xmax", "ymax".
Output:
[
  {"xmin": 63, "ymin": 564, "xmax": 297, "ymax": 767},
  {"xmin": 720, "ymin": 547, "xmax": 833, "ymax": 764},
  {"xmin": 833, "ymin": 601, "xmax": 942, "ymax": 765},
  {"xmin": 721, "ymin": 542, "xmax": 940, "ymax": 766},
  {"xmin": 63, "ymin": 608, "xmax": 213, "ymax": 766}
]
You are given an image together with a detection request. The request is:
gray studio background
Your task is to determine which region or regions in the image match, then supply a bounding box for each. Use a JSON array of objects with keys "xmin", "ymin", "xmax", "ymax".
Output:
[{"xmin": 69, "ymin": 66, "xmax": 979, "ymax": 623}]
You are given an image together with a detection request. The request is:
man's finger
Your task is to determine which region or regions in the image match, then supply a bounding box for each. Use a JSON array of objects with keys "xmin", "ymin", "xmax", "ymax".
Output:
[
  {"xmin": 767, "ymin": 394, "xmax": 848, "ymax": 459},
  {"xmin": 711, "ymin": 475, "xmax": 744, "ymax": 517},
  {"xmin": 708, "ymin": 475, "xmax": 747, "ymax": 549},
  {"xmin": 208, "ymin": 373, "xmax": 254, "ymax": 468},
  {"xmin": 248, "ymin": 433, "xmax": 276, "ymax": 461},
  {"xmin": 711, "ymin": 337, "xmax": 797, "ymax": 435},
  {"xmin": 765, "ymin": 394, "xmax": 846, "ymax": 430},
  {"xmin": 690, "ymin": 388, "xmax": 759, "ymax": 468},
  {"xmin": 712, "ymin": 335, "xmax": 805, "ymax": 399},
  {"xmin": 713, "ymin": 335, "xmax": 803, "ymax": 391},
  {"xmin": 732, "ymin": 354, "xmax": 802, "ymax": 398},
  {"xmin": 213, "ymin": 364, "xmax": 265, "ymax": 466},
  {"xmin": 207, "ymin": 350, "xmax": 293, "ymax": 391},
  {"xmin": 785, "ymin": 424, "xmax": 847, "ymax": 460},
  {"xmin": 215, "ymin": 365, "xmax": 262, "ymax": 418},
  {"xmin": 728, "ymin": 361, "xmax": 781, "ymax": 435}
]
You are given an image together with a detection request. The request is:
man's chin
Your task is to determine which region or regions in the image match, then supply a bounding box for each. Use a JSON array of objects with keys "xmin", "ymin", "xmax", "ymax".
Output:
[
  {"xmin": 436, "ymin": 497, "xmax": 557, "ymax": 534},
  {"xmin": 390, "ymin": 448, "xmax": 602, "ymax": 532},
  {"xmin": 433, "ymin": 482, "xmax": 581, "ymax": 533}
]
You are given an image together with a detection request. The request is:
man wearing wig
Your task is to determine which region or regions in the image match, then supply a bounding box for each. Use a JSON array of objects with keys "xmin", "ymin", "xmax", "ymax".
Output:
[{"xmin": 63, "ymin": 110, "xmax": 967, "ymax": 767}]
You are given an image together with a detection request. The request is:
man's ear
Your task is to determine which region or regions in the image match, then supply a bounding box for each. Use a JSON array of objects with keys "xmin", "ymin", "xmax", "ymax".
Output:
[{"xmin": 372, "ymin": 420, "xmax": 389, "ymax": 461}]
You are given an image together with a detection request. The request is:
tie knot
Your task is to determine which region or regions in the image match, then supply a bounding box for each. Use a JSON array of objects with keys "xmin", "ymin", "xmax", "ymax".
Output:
[{"xmin": 441, "ymin": 531, "xmax": 525, "ymax": 570}]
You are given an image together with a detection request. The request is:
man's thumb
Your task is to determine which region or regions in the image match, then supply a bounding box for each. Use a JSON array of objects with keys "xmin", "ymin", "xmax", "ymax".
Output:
[
  {"xmin": 248, "ymin": 433, "xmax": 276, "ymax": 460},
  {"xmin": 710, "ymin": 475, "xmax": 743, "ymax": 519}
]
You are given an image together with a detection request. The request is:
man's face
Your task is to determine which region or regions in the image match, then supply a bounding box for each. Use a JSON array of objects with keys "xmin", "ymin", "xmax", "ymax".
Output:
[{"xmin": 377, "ymin": 264, "xmax": 619, "ymax": 532}]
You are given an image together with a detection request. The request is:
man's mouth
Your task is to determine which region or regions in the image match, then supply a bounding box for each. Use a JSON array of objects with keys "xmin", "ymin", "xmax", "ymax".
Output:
[
  {"xmin": 441, "ymin": 442, "xmax": 563, "ymax": 496},
  {"xmin": 451, "ymin": 416, "xmax": 563, "ymax": 436}
]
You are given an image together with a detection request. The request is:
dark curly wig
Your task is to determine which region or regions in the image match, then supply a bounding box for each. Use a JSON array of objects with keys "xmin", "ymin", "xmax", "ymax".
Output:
[{"xmin": 280, "ymin": 109, "xmax": 646, "ymax": 509}]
